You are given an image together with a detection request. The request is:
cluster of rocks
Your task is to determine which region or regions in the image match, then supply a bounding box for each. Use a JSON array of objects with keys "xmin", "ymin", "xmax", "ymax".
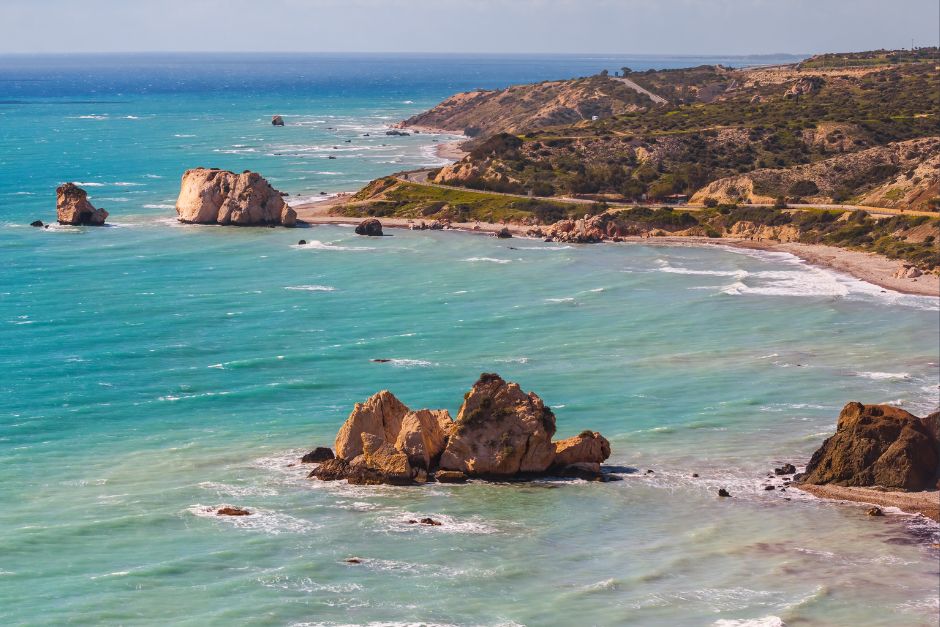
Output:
[
  {"xmin": 784, "ymin": 76, "xmax": 824, "ymax": 99},
  {"xmin": 385, "ymin": 130, "xmax": 410, "ymax": 136},
  {"xmin": 175, "ymin": 168, "xmax": 297, "ymax": 227},
  {"xmin": 797, "ymin": 402, "xmax": 940, "ymax": 491},
  {"xmin": 55, "ymin": 183, "xmax": 109, "ymax": 226},
  {"xmin": 304, "ymin": 373, "xmax": 615, "ymax": 486},
  {"xmin": 410, "ymin": 220, "xmax": 446, "ymax": 231},
  {"xmin": 893, "ymin": 263, "xmax": 923, "ymax": 279},
  {"xmin": 527, "ymin": 213, "xmax": 638, "ymax": 243}
]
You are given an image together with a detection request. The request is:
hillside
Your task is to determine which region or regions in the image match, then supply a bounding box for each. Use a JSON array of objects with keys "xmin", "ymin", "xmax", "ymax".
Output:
[
  {"xmin": 397, "ymin": 75, "xmax": 657, "ymax": 137},
  {"xmin": 412, "ymin": 51, "xmax": 939, "ymax": 210}
]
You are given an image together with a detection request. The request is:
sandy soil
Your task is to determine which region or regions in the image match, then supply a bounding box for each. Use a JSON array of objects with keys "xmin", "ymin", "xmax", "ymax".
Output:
[{"xmin": 796, "ymin": 484, "xmax": 940, "ymax": 522}]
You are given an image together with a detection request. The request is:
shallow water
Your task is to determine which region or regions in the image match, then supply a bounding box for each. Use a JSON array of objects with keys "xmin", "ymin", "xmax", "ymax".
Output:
[{"xmin": 1, "ymin": 54, "xmax": 938, "ymax": 626}]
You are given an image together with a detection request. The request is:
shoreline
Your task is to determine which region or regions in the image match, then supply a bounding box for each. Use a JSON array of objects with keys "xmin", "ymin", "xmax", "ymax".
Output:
[
  {"xmin": 796, "ymin": 484, "xmax": 940, "ymax": 522},
  {"xmin": 290, "ymin": 203, "xmax": 939, "ymax": 298}
]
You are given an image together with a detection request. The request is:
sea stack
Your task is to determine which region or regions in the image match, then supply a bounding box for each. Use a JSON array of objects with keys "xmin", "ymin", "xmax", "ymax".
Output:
[
  {"xmin": 798, "ymin": 402, "xmax": 940, "ymax": 491},
  {"xmin": 308, "ymin": 373, "xmax": 614, "ymax": 485},
  {"xmin": 175, "ymin": 168, "xmax": 297, "ymax": 227},
  {"xmin": 56, "ymin": 183, "xmax": 108, "ymax": 226},
  {"xmin": 272, "ymin": 115, "xmax": 285, "ymax": 126}
]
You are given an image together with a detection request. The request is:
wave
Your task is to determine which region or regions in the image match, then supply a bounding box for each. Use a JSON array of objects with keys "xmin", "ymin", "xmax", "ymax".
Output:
[
  {"xmin": 293, "ymin": 240, "xmax": 376, "ymax": 252},
  {"xmin": 463, "ymin": 257, "xmax": 511, "ymax": 264},
  {"xmin": 545, "ymin": 297, "xmax": 576, "ymax": 303},
  {"xmin": 853, "ymin": 371, "xmax": 911, "ymax": 380},
  {"xmin": 384, "ymin": 359, "xmax": 435, "ymax": 368},
  {"xmin": 284, "ymin": 285, "xmax": 336, "ymax": 292},
  {"xmin": 660, "ymin": 264, "xmax": 748, "ymax": 277},
  {"xmin": 713, "ymin": 618, "xmax": 784, "ymax": 627},
  {"xmin": 186, "ymin": 504, "xmax": 316, "ymax": 535},
  {"xmin": 143, "ymin": 204, "xmax": 175, "ymax": 209}
]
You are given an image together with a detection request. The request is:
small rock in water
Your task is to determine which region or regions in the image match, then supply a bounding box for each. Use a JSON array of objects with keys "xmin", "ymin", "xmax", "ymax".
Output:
[
  {"xmin": 495, "ymin": 227, "xmax": 513, "ymax": 239},
  {"xmin": 30, "ymin": 220, "xmax": 44, "ymax": 227},
  {"xmin": 718, "ymin": 488, "xmax": 732, "ymax": 498},
  {"xmin": 217, "ymin": 506, "xmax": 251, "ymax": 516},
  {"xmin": 371, "ymin": 358, "xmax": 392, "ymax": 363},
  {"xmin": 419, "ymin": 517, "xmax": 442, "ymax": 526},
  {"xmin": 868, "ymin": 507, "xmax": 884, "ymax": 517},
  {"xmin": 355, "ymin": 218, "xmax": 383, "ymax": 237},
  {"xmin": 344, "ymin": 557, "xmax": 362, "ymax": 564},
  {"xmin": 271, "ymin": 115, "xmax": 285, "ymax": 126},
  {"xmin": 774, "ymin": 463, "xmax": 796, "ymax": 475},
  {"xmin": 764, "ymin": 485, "xmax": 776, "ymax": 491},
  {"xmin": 301, "ymin": 447, "xmax": 335, "ymax": 463},
  {"xmin": 692, "ymin": 473, "xmax": 699, "ymax": 478},
  {"xmin": 645, "ymin": 469, "xmax": 654, "ymax": 474}
]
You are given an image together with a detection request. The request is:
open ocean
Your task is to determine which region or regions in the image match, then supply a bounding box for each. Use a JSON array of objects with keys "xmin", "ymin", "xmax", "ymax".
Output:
[{"xmin": 1, "ymin": 54, "xmax": 938, "ymax": 626}]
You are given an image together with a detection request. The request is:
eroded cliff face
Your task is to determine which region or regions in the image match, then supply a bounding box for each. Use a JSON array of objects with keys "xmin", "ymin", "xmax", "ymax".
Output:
[
  {"xmin": 56, "ymin": 183, "xmax": 108, "ymax": 226},
  {"xmin": 175, "ymin": 168, "xmax": 296, "ymax": 226}
]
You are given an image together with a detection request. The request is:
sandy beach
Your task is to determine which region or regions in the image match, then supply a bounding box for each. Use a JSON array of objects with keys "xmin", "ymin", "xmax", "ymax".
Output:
[
  {"xmin": 796, "ymin": 484, "xmax": 940, "ymax": 522},
  {"xmin": 290, "ymin": 196, "xmax": 939, "ymax": 298}
]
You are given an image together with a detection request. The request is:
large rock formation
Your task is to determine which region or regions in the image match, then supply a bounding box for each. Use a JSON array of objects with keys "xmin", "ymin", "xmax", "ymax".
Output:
[
  {"xmin": 308, "ymin": 374, "xmax": 614, "ymax": 485},
  {"xmin": 334, "ymin": 390, "xmax": 410, "ymax": 460},
  {"xmin": 354, "ymin": 218, "xmax": 383, "ymax": 236},
  {"xmin": 799, "ymin": 402, "xmax": 940, "ymax": 491},
  {"xmin": 175, "ymin": 168, "xmax": 296, "ymax": 227},
  {"xmin": 56, "ymin": 183, "xmax": 108, "ymax": 226},
  {"xmin": 438, "ymin": 373, "xmax": 557, "ymax": 476}
]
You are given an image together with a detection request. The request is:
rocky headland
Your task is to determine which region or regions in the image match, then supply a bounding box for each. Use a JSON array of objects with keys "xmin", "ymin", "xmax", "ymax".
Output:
[
  {"xmin": 795, "ymin": 402, "xmax": 940, "ymax": 520},
  {"xmin": 175, "ymin": 168, "xmax": 297, "ymax": 227},
  {"xmin": 305, "ymin": 373, "xmax": 615, "ymax": 486},
  {"xmin": 56, "ymin": 183, "xmax": 108, "ymax": 226}
]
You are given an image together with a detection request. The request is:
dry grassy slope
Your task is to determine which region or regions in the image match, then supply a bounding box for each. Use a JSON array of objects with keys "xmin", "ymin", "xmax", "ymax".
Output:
[
  {"xmin": 691, "ymin": 137, "xmax": 940, "ymax": 209},
  {"xmin": 397, "ymin": 76, "xmax": 654, "ymax": 136}
]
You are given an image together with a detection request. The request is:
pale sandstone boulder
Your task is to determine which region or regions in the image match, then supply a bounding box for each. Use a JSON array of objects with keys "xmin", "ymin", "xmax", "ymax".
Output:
[
  {"xmin": 56, "ymin": 183, "xmax": 108, "ymax": 226},
  {"xmin": 334, "ymin": 390, "xmax": 410, "ymax": 460},
  {"xmin": 175, "ymin": 168, "xmax": 296, "ymax": 227},
  {"xmin": 553, "ymin": 431, "xmax": 611, "ymax": 467},
  {"xmin": 395, "ymin": 409, "xmax": 452, "ymax": 469},
  {"xmin": 439, "ymin": 373, "xmax": 556, "ymax": 476},
  {"xmin": 346, "ymin": 433, "xmax": 413, "ymax": 485}
]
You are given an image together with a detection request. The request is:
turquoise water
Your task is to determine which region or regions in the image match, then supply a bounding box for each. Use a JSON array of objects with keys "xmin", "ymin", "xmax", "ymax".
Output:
[{"xmin": 1, "ymin": 55, "xmax": 939, "ymax": 626}]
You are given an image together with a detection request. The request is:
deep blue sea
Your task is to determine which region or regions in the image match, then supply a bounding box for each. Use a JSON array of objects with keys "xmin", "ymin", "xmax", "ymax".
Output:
[{"xmin": 1, "ymin": 54, "xmax": 938, "ymax": 627}]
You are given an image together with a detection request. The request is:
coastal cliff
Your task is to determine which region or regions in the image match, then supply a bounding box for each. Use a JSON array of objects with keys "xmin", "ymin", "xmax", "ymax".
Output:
[{"xmin": 176, "ymin": 168, "xmax": 297, "ymax": 227}]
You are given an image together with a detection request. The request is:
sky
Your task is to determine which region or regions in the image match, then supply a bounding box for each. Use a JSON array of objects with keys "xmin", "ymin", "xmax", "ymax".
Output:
[{"xmin": 0, "ymin": 0, "xmax": 937, "ymax": 55}]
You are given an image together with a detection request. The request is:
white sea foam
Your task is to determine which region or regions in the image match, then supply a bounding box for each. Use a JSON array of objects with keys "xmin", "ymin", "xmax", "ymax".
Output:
[
  {"xmin": 545, "ymin": 297, "xmax": 576, "ymax": 303},
  {"xmin": 381, "ymin": 512, "xmax": 498, "ymax": 534},
  {"xmin": 464, "ymin": 257, "xmax": 511, "ymax": 264},
  {"xmin": 284, "ymin": 285, "xmax": 336, "ymax": 292},
  {"xmin": 197, "ymin": 481, "xmax": 279, "ymax": 498},
  {"xmin": 143, "ymin": 204, "xmax": 175, "ymax": 209},
  {"xmin": 293, "ymin": 240, "xmax": 375, "ymax": 252},
  {"xmin": 187, "ymin": 504, "xmax": 316, "ymax": 534},
  {"xmin": 853, "ymin": 371, "xmax": 911, "ymax": 380},
  {"xmin": 386, "ymin": 359, "xmax": 435, "ymax": 368},
  {"xmin": 660, "ymin": 264, "xmax": 748, "ymax": 277},
  {"xmin": 713, "ymin": 618, "xmax": 784, "ymax": 627}
]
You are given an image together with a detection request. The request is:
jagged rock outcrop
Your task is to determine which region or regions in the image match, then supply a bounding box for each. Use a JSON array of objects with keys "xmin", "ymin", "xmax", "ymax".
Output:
[
  {"xmin": 308, "ymin": 374, "xmax": 614, "ymax": 485},
  {"xmin": 799, "ymin": 402, "xmax": 940, "ymax": 491},
  {"xmin": 394, "ymin": 409, "xmax": 452, "ymax": 469},
  {"xmin": 334, "ymin": 390, "xmax": 410, "ymax": 460},
  {"xmin": 540, "ymin": 213, "xmax": 638, "ymax": 243},
  {"xmin": 347, "ymin": 433, "xmax": 413, "ymax": 485},
  {"xmin": 784, "ymin": 76, "xmax": 824, "ymax": 99},
  {"xmin": 175, "ymin": 168, "xmax": 296, "ymax": 227},
  {"xmin": 56, "ymin": 183, "xmax": 108, "ymax": 226},
  {"xmin": 552, "ymin": 431, "xmax": 611, "ymax": 468},
  {"xmin": 439, "ymin": 373, "xmax": 557, "ymax": 476},
  {"xmin": 354, "ymin": 218, "xmax": 383, "ymax": 236}
]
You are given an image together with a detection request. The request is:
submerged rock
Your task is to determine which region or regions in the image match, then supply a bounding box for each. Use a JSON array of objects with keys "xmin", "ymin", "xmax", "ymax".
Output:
[
  {"xmin": 354, "ymin": 218, "xmax": 383, "ymax": 236},
  {"xmin": 301, "ymin": 447, "xmax": 335, "ymax": 463},
  {"xmin": 217, "ymin": 506, "xmax": 251, "ymax": 516},
  {"xmin": 718, "ymin": 489, "xmax": 732, "ymax": 497},
  {"xmin": 867, "ymin": 506, "xmax": 884, "ymax": 517},
  {"xmin": 774, "ymin": 463, "xmax": 796, "ymax": 476},
  {"xmin": 799, "ymin": 402, "xmax": 940, "ymax": 491},
  {"xmin": 439, "ymin": 373, "xmax": 557, "ymax": 476},
  {"xmin": 495, "ymin": 227, "xmax": 513, "ymax": 239},
  {"xmin": 175, "ymin": 168, "xmax": 296, "ymax": 227},
  {"xmin": 56, "ymin": 183, "xmax": 108, "ymax": 226}
]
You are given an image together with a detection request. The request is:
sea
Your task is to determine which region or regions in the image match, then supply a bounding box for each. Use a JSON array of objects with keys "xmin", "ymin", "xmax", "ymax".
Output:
[{"xmin": 0, "ymin": 53, "xmax": 938, "ymax": 627}]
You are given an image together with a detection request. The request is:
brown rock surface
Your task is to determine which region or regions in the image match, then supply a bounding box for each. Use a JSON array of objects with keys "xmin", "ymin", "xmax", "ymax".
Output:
[
  {"xmin": 175, "ymin": 168, "xmax": 296, "ymax": 226},
  {"xmin": 56, "ymin": 183, "xmax": 108, "ymax": 226},
  {"xmin": 553, "ymin": 431, "xmax": 611, "ymax": 467},
  {"xmin": 799, "ymin": 402, "xmax": 940, "ymax": 491},
  {"xmin": 439, "ymin": 373, "xmax": 557, "ymax": 476},
  {"xmin": 346, "ymin": 433, "xmax": 412, "ymax": 485},
  {"xmin": 354, "ymin": 218, "xmax": 383, "ymax": 236},
  {"xmin": 394, "ymin": 409, "xmax": 452, "ymax": 470},
  {"xmin": 334, "ymin": 390, "xmax": 410, "ymax": 460}
]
